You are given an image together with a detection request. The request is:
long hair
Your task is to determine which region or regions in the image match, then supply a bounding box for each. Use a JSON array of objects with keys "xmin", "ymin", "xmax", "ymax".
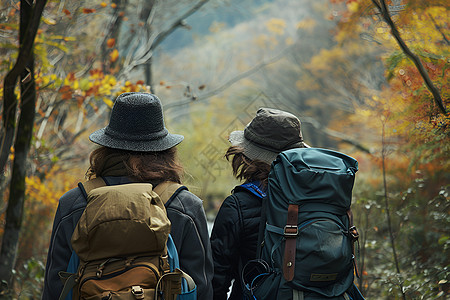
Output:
[
  {"xmin": 225, "ymin": 145, "xmax": 271, "ymax": 187},
  {"xmin": 86, "ymin": 146, "xmax": 183, "ymax": 185}
]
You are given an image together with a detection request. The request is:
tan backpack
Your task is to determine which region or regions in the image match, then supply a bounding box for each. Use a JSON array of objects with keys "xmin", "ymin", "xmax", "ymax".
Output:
[{"xmin": 59, "ymin": 178, "xmax": 194, "ymax": 300}]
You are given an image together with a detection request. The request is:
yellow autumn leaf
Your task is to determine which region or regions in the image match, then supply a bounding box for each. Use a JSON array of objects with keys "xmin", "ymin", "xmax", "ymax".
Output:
[
  {"xmin": 42, "ymin": 17, "xmax": 56, "ymax": 25},
  {"xmin": 266, "ymin": 18, "xmax": 286, "ymax": 35},
  {"xmin": 209, "ymin": 21, "xmax": 226, "ymax": 33},
  {"xmin": 296, "ymin": 18, "xmax": 316, "ymax": 31},
  {"xmin": 108, "ymin": 76, "xmax": 117, "ymax": 86},
  {"xmin": 103, "ymin": 97, "xmax": 114, "ymax": 108},
  {"xmin": 110, "ymin": 49, "xmax": 119, "ymax": 63},
  {"xmin": 347, "ymin": 1, "xmax": 359, "ymax": 13},
  {"xmin": 285, "ymin": 37, "xmax": 294, "ymax": 45}
]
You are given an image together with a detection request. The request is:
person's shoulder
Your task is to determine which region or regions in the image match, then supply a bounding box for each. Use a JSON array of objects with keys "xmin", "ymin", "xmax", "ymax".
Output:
[
  {"xmin": 173, "ymin": 188, "xmax": 201, "ymax": 205},
  {"xmin": 232, "ymin": 185, "xmax": 259, "ymax": 200},
  {"xmin": 166, "ymin": 187, "xmax": 204, "ymax": 214},
  {"xmin": 57, "ymin": 185, "xmax": 87, "ymax": 217}
]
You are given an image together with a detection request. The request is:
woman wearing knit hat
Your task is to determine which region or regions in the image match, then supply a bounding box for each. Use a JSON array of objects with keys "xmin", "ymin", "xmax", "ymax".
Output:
[{"xmin": 43, "ymin": 93, "xmax": 213, "ymax": 300}]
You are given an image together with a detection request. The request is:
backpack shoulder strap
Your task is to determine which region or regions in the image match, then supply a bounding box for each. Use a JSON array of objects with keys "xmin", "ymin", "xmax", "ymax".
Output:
[
  {"xmin": 154, "ymin": 181, "xmax": 186, "ymax": 204},
  {"xmin": 78, "ymin": 177, "xmax": 107, "ymax": 200},
  {"xmin": 256, "ymin": 196, "xmax": 268, "ymax": 258}
]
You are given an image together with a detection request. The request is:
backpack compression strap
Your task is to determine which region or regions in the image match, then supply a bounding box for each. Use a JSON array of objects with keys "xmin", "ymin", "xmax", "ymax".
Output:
[
  {"xmin": 347, "ymin": 209, "xmax": 360, "ymax": 278},
  {"xmin": 283, "ymin": 204, "xmax": 299, "ymax": 281}
]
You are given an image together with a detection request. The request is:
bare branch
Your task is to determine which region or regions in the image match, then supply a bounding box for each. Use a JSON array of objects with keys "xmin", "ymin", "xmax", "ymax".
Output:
[
  {"xmin": 371, "ymin": 0, "xmax": 446, "ymax": 114},
  {"xmin": 152, "ymin": 0, "xmax": 210, "ymax": 51},
  {"xmin": 122, "ymin": 0, "xmax": 210, "ymax": 77},
  {"xmin": 164, "ymin": 47, "xmax": 291, "ymax": 110},
  {"xmin": 300, "ymin": 116, "xmax": 372, "ymax": 154},
  {"xmin": 427, "ymin": 13, "xmax": 449, "ymax": 45}
]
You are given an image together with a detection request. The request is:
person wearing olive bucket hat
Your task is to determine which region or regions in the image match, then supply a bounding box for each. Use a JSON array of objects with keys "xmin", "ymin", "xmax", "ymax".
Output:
[
  {"xmin": 211, "ymin": 108, "xmax": 309, "ymax": 300},
  {"xmin": 43, "ymin": 93, "xmax": 213, "ymax": 300}
]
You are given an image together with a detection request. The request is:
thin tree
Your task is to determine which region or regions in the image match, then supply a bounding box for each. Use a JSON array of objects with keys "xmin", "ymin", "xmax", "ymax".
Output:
[
  {"xmin": 0, "ymin": 0, "xmax": 48, "ymax": 294},
  {"xmin": 380, "ymin": 118, "xmax": 406, "ymax": 300}
]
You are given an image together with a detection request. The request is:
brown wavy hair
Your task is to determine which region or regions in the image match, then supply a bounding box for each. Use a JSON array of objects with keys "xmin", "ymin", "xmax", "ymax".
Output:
[
  {"xmin": 225, "ymin": 146, "xmax": 271, "ymax": 187},
  {"xmin": 86, "ymin": 146, "xmax": 183, "ymax": 185}
]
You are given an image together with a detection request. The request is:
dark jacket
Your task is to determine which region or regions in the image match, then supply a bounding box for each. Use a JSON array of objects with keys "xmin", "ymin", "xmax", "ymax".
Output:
[
  {"xmin": 210, "ymin": 184, "xmax": 264, "ymax": 300},
  {"xmin": 42, "ymin": 176, "xmax": 213, "ymax": 300}
]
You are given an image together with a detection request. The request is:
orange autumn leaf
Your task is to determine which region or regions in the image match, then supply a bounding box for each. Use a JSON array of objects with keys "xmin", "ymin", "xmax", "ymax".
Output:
[
  {"xmin": 63, "ymin": 9, "xmax": 71, "ymax": 15},
  {"xmin": 100, "ymin": 2, "xmax": 108, "ymax": 8},
  {"xmin": 136, "ymin": 80, "xmax": 145, "ymax": 85},
  {"xmin": 76, "ymin": 95, "xmax": 84, "ymax": 108},
  {"xmin": 66, "ymin": 72, "xmax": 76, "ymax": 81},
  {"xmin": 59, "ymin": 85, "xmax": 71, "ymax": 93},
  {"xmin": 110, "ymin": 49, "xmax": 119, "ymax": 63},
  {"xmin": 61, "ymin": 92, "xmax": 72, "ymax": 100},
  {"xmin": 111, "ymin": 3, "xmax": 117, "ymax": 8},
  {"xmin": 82, "ymin": 8, "xmax": 96, "ymax": 14},
  {"xmin": 107, "ymin": 38, "xmax": 116, "ymax": 48}
]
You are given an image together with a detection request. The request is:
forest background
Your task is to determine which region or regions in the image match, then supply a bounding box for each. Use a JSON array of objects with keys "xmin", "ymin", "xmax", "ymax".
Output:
[{"xmin": 0, "ymin": 0, "xmax": 448, "ymax": 299}]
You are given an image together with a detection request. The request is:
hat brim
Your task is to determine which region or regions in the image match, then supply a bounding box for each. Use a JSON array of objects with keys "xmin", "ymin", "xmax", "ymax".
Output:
[
  {"xmin": 229, "ymin": 131, "xmax": 309, "ymax": 164},
  {"xmin": 89, "ymin": 128, "xmax": 184, "ymax": 152}
]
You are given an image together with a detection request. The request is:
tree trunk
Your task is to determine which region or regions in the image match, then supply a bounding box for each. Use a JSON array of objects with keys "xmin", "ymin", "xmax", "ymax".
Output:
[
  {"xmin": 0, "ymin": 0, "xmax": 42, "ymax": 295},
  {"xmin": 0, "ymin": 0, "xmax": 47, "ymax": 185}
]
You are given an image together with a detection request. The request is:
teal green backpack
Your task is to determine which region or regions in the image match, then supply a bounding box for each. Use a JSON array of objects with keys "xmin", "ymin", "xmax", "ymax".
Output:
[{"xmin": 242, "ymin": 148, "xmax": 364, "ymax": 300}]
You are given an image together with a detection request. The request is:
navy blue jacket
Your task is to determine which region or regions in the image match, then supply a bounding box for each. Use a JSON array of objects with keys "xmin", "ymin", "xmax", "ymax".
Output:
[{"xmin": 42, "ymin": 176, "xmax": 213, "ymax": 299}]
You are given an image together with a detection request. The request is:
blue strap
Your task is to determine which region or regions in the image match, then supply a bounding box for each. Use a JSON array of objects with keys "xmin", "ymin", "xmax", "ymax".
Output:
[
  {"xmin": 63, "ymin": 251, "xmax": 79, "ymax": 300},
  {"xmin": 266, "ymin": 223, "xmax": 284, "ymax": 235},
  {"xmin": 167, "ymin": 234, "xmax": 180, "ymax": 272},
  {"xmin": 66, "ymin": 251, "xmax": 79, "ymax": 274},
  {"xmin": 239, "ymin": 182, "xmax": 266, "ymax": 198},
  {"xmin": 167, "ymin": 234, "xmax": 190, "ymax": 293}
]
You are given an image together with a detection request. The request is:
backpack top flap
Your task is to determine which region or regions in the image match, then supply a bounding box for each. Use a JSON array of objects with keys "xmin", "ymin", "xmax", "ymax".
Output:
[
  {"xmin": 72, "ymin": 183, "xmax": 171, "ymax": 262},
  {"xmin": 268, "ymin": 148, "xmax": 358, "ymax": 216}
]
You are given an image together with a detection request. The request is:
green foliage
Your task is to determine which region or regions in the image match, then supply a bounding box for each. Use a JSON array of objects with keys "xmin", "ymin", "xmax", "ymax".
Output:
[
  {"xmin": 13, "ymin": 258, "xmax": 46, "ymax": 299},
  {"xmin": 353, "ymin": 172, "xmax": 449, "ymax": 299}
]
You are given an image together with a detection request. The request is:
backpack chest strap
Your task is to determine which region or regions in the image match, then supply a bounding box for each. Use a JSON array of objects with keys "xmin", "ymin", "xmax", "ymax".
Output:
[{"xmin": 283, "ymin": 204, "xmax": 298, "ymax": 282}]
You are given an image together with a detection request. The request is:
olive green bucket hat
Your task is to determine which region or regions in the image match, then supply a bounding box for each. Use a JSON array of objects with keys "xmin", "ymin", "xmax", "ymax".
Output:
[{"xmin": 229, "ymin": 108, "xmax": 309, "ymax": 164}]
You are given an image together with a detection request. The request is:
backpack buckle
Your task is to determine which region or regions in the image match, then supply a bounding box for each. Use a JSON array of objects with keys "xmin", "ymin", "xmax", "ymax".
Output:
[
  {"xmin": 284, "ymin": 225, "xmax": 298, "ymax": 237},
  {"xmin": 131, "ymin": 286, "xmax": 145, "ymax": 299},
  {"xmin": 349, "ymin": 226, "xmax": 359, "ymax": 240}
]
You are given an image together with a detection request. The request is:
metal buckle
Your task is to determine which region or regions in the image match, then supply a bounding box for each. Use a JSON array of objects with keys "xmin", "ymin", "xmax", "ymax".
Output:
[
  {"xmin": 349, "ymin": 226, "xmax": 359, "ymax": 240},
  {"xmin": 284, "ymin": 225, "xmax": 298, "ymax": 237},
  {"xmin": 131, "ymin": 286, "xmax": 145, "ymax": 299}
]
